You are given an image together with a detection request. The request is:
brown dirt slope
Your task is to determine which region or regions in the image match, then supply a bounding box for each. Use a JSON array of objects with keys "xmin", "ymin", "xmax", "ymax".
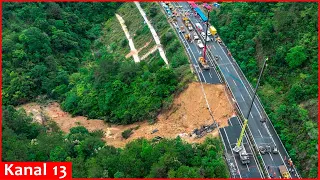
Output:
[{"xmin": 20, "ymin": 82, "xmax": 235, "ymax": 148}]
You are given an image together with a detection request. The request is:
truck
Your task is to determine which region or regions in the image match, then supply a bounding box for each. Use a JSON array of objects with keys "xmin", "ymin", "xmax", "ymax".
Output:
[
  {"xmin": 209, "ymin": 26, "xmax": 217, "ymax": 36},
  {"xmin": 239, "ymin": 148, "xmax": 250, "ymax": 164},
  {"xmin": 185, "ymin": 33, "xmax": 191, "ymax": 41},
  {"xmin": 198, "ymin": 57, "xmax": 209, "ymax": 70},
  {"xmin": 278, "ymin": 165, "xmax": 290, "ymax": 178},
  {"xmin": 180, "ymin": 26, "xmax": 185, "ymax": 33}
]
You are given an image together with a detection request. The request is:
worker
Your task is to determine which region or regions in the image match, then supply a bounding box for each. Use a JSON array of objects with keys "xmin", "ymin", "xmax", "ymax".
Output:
[{"xmin": 228, "ymin": 50, "xmax": 231, "ymax": 56}]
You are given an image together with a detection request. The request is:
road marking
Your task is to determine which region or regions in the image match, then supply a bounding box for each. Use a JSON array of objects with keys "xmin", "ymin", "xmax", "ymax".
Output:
[
  {"xmin": 226, "ymin": 67, "xmax": 230, "ymax": 72},
  {"xmin": 233, "ymin": 79, "xmax": 237, "ymax": 86},
  {"xmin": 250, "ymin": 112, "xmax": 254, "ymax": 119},
  {"xmin": 218, "ymin": 130, "xmax": 228, "ymax": 153},
  {"xmin": 223, "ymin": 128, "xmax": 242, "ymax": 178},
  {"xmin": 229, "ymin": 119, "xmax": 233, "ymax": 126},
  {"xmin": 209, "ymin": 72, "xmax": 212, "ymax": 78},
  {"xmin": 246, "ymin": 164, "xmax": 250, "ymax": 172},
  {"xmin": 173, "ymin": 8, "xmax": 273, "ymax": 177},
  {"xmin": 254, "ymin": 103, "xmax": 263, "ymax": 118},
  {"xmin": 240, "ymin": 94, "xmax": 245, "ymax": 102},
  {"xmin": 257, "ymin": 129, "xmax": 263, "ymax": 138},
  {"xmin": 178, "ymin": 30, "xmax": 207, "ymax": 83},
  {"xmin": 268, "ymin": 153, "xmax": 274, "ymax": 161}
]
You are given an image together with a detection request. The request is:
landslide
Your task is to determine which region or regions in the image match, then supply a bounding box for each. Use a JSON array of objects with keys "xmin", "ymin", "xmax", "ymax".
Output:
[{"xmin": 20, "ymin": 82, "xmax": 235, "ymax": 148}]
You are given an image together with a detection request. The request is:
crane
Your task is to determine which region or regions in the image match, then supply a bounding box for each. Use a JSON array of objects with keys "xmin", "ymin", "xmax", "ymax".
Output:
[{"xmin": 233, "ymin": 119, "xmax": 250, "ymax": 164}]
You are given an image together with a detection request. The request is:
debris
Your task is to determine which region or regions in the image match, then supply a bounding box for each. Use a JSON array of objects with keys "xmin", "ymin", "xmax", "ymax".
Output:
[{"xmin": 151, "ymin": 129, "xmax": 159, "ymax": 134}]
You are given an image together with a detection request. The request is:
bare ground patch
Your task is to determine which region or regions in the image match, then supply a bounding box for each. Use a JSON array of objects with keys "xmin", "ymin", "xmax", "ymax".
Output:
[{"xmin": 20, "ymin": 82, "xmax": 235, "ymax": 148}]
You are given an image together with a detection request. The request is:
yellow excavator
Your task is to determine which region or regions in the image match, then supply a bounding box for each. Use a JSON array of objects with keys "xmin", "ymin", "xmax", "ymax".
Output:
[{"xmin": 185, "ymin": 33, "xmax": 191, "ymax": 41}]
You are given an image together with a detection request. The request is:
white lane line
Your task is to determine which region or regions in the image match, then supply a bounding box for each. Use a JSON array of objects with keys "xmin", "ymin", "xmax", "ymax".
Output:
[
  {"xmin": 178, "ymin": 30, "xmax": 207, "ymax": 83},
  {"xmin": 268, "ymin": 153, "xmax": 274, "ymax": 161},
  {"xmin": 240, "ymin": 94, "xmax": 245, "ymax": 102},
  {"xmin": 254, "ymin": 103, "xmax": 263, "ymax": 118},
  {"xmin": 233, "ymin": 79, "xmax": 237, "ymax": 86},
  {"xmin": 209, "ymin": 72, "xmax": 212, "ymax": 78},
  {"xmin": 257, "ymin": 129, "xmax": 263, "ymax": 138},
  {"xmin": 246, "ymin": 164, "xmax": 250, "ymax": 172},
  {"xmin": 229, "ymin": 119, "xmax": 233, "ymax": 126},
  {"xmin": 250, "ymin": 112, "xmax": 254, "ymax": 119},
  {"xmin": 218, "ymin": 130, "xmax": 228, "ymax": 153},
  {"xmin": 223, "ymin": 128, "xmax": 242, "ymax": 178},
  {"xmin": 226, "ymin": 67, "xmax": 230, "ymax": 72}
]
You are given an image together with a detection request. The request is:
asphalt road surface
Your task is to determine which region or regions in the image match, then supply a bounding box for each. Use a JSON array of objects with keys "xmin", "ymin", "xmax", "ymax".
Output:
[
  {"xmin": 160, "ymin": 4, "xmax": 221, "ymax": 84},
  {"xmin": 161, "ymin": 3, "xmax": 262, "ymax": 177},
  {"xmin": 174, "ymin": 2, "xmax": 300, "ymax": 178},
  {"xmin": 219, "ymin": 117, "xmax": 263, "ymax": 178}
]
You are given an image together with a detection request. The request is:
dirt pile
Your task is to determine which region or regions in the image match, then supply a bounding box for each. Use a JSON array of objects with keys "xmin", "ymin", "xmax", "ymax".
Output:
[{"xmin": 20, "ymin": 82, "xmax": 235, "ymax": 148}]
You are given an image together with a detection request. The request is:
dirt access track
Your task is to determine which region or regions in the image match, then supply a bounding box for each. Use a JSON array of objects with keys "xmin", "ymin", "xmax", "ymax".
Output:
[{"xmin": 20, "ymin": 82, "xmax": 235, "ymax": 148}]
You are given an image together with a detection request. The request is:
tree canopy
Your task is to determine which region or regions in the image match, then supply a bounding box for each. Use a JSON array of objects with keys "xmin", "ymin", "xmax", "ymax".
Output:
[{"xmin": 211, "ymin": 2, "xmax": 318, "ymax": 177}]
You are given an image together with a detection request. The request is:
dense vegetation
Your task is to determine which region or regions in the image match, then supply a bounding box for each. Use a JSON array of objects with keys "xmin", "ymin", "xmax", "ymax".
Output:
[
  {"xmin": 61, "ymin": 55, "xmax": 181, "ymax": 124},
  {"xmin": 211, "ymin": 2, "xmax": 318, "ymax": 177},
  {"xmin": 2, "ymin": 106, "xmax": 229, "ymax": 178},
  {"xmin": 2, "ymin": 2, "xmax": 121, "ymax": 106},
  {"xmin": 3, "ymin": 2, "xmax": 192, "ymax": 125},
  {"xmin": 2, "ymin": 2, "xmax": 227, "ymax": 178}
]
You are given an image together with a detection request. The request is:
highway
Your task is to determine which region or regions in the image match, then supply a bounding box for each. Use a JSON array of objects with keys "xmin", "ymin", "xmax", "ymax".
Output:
[
  {"xmin": 159, "ymin": 2, "xmax": 263, "ymax": 178},
  {"xmin": 161, "ymin": 3, "xmax": 221, "ymax": 84},
  {"xmin": 219, "ymin": 117, "xmax": 263, "ymax": 178},
  {"xmin": 173, "ymin": 2, "xmax": 300, "ymax": 178}
]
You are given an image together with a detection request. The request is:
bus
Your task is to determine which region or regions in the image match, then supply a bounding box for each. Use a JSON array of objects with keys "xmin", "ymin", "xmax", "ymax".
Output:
[{"xmin": 194, "ymin": 7, "xmax": 208, "ymax": 22}]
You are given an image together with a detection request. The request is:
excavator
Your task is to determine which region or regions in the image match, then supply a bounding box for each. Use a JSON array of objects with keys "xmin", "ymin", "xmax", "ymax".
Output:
[
  {"xmin": 185, "ymin": 33, "xmax": 191, "ymax": 41},
  {"xmin": 198, "ymin": 57, "xmax": 209, "ymax": 70},
  {"xmin": 233, "ymin": 119, "xmax": 250, "ymax": 164}
]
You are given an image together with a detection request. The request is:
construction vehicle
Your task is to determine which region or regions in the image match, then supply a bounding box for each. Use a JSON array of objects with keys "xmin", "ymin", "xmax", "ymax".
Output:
[
  {"xmin": 185, "ymin": 33, "xmax": 191, "ymax": 41},
  {"xmin": 209, "ymin": 26, "xmax": 217, "ymax": 36},
  {"xmin": 279, "ymin": 165, "xmax": 290, "ymax": 178},
  {"xmin": 180, "ymin": 26, "xmax": 185, "ymax": 33},
  {"xmin": 198, "ymin": 57, "xmax": 209, "ymax": 70},
  {"xmin": 239, "ymin": 148, "xmax": 250, "ymax": 164},
  {"xmin": 233, "ymin": 119, "xmax": 250, "ymax": 164},
  {"xmin": 215, "ymin": 36, "xmax": 222, "ymax": 45},
  {"xmin": 183, "ymin": 16, "xmax": 189, "ymax": 25}
]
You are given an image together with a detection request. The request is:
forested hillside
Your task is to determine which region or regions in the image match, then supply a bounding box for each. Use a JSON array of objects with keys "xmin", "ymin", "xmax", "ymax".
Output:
[
  {"xmin": 2, "ymin": 2, "xmax": 192, "ymax": 125},
  {"xmin": 2, "ymin": 2, "xmax": 121, "ymax": 106},
  {"xmin": 2, "ymin": 106, "xmax": 229, "ymax": 178},
  {"xmin": 2, "ymin": 2, "xmax": 230, "ymax": 178},
  {"xmin": 210, "ymin": 2, "xmax": 318, "ymax": 177}
]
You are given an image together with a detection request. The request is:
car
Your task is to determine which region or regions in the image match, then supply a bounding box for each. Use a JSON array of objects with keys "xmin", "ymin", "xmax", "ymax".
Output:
[
  {"xmin": 195, "ymin": 23, "xmax": 203, "ymax": 31},
  {"xmin": 180, "ymin": 26, "xmax": 185, "ymax": 33},
  {"xmin": 197, "ymin": 40, "xmax": 204, "ymax": 48},
  {"xmin": 187, "ymin": 25, "xmax": 193, "ymax": 31},
  {"xmin": 193, "ymin": 32, "xmax": 199, "ymax": 40},
  {"xmin": 214, "ymin": 55, "xmax": 219, "ymax": 61},
  {"xmin": 272, "ymin": 146, "xmax": 279, "ymax": 154},
  {"xmin": 259, "ymin": 146, "xmax": 266, "ymax": 155},
  {"xmin": 201, "ymin": 32, "xmax": 211, "ymax": 41}
]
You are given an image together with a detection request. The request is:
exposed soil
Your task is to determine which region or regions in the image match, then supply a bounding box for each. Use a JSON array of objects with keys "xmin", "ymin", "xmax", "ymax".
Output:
[{"xmin": 20, "ymin": 82, "xmax": 235, "ymax": 148}]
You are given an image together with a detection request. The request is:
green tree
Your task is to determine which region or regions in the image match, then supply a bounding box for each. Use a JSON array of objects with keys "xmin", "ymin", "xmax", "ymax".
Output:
[{"xmin": 285, "ymin": 46, "xmax": 307, "ymax": 68}]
